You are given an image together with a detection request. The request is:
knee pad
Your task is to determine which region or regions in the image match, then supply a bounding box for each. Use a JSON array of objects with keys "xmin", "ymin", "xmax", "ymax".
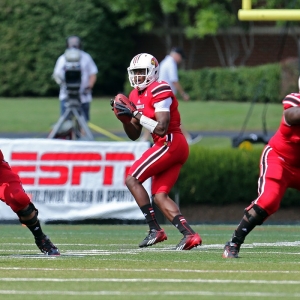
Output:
[
  {"xmin": 244, "ymin": 204, "xmax": 268, "ymax": 226},
  {"xmin": 17, "ymin": 202, "xmax": 38, "ymax": 226}
]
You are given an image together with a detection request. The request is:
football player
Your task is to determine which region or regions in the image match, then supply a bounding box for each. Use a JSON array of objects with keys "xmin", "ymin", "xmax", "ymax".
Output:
[
  {"xmin": 223, "ymin": 77, "xmax": 300, "ymax": 258},
  {"xmin": 0, "ymin": 152, "xmax": 59, "ymax": 255},
  {"xmin": 112, "ymin": 53, "xmax": 201, "ymax": 250}
]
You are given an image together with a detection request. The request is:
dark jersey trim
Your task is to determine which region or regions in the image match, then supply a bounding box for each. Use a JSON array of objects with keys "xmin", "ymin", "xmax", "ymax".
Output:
[
  {"xmin": 283, "ymin": 96, "xmax": 300, "ymax": 106},
  {"xmin": 151, "ymin": 85, "xmax": 172, "ymax": 97}
]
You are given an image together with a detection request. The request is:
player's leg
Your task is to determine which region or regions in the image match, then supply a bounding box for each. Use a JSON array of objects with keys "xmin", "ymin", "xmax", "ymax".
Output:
[
  {"xmin": 0, "ymin": 161, "xmax": 60, "ymax": 255},
  {"xmin": 222, "ymin": 203, "xmax": 270, "ymax": 258},
  {"xmin": 222, "ymin": 146, "xmax": 288, "ymax": 258},
  {"xmin": 125, "ymin": 173, "xmax": 167, "ymax": 248},
  {"xmin": 17, "ymin": 200, "xmax": 60, "ymax": 255},
  {"xmin": 126, "ymin": 134, "xmax": 185, "ymax": 247},
  {"xmin": 152, "ymin": 165, "xmax": 201, "ymax": 250}
]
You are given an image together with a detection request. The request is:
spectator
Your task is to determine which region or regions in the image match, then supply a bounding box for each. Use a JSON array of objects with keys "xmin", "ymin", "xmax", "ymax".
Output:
[{"xmin": 53, "ymin": 36, "xmax": 98, "ymax": 121}]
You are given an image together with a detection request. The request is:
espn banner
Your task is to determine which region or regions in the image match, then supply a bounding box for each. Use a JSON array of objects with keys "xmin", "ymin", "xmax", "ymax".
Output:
[{"xmin": 0, "ymin": 139, "xmax": 151, "ymax": 222}]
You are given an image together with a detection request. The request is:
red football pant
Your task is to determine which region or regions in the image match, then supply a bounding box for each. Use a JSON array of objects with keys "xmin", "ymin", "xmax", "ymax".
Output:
[
  {"xmin": 129, "ymin": 133, "xmax": 189, "ymax": 195},
  {"xmin": 251, "ymin": 145, "xmax": 300, "ymax": 215},
  {"xmin": 0, "ymin": 160, "xmax": 31, "ymax": 212}
]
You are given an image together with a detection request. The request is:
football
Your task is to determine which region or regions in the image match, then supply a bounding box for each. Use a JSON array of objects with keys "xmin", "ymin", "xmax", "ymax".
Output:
[{"xmin": 113, "ymin": 94, "xmax": 133, "ymax": 124}]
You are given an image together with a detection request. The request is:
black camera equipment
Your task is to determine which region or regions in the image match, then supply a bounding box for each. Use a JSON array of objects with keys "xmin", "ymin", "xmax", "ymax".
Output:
[
  {"xmin": 48, "ymin": 48, "xmax": 94, "ymax": 140},
  {"xmin": 232, "ymin": 79, "xmax": 270, "ymax": 148}
]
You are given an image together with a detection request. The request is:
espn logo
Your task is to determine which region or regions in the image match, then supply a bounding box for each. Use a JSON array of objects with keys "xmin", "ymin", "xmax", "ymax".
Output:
[{"xmin": 10, "ymin": 151, "xmax": 135, "ymax": 186}]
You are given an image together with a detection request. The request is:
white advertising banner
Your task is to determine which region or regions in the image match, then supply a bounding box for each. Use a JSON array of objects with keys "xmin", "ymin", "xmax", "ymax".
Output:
[{"xmin": 0, "ymin": 139, "xmax": 151, "ymax": 222}]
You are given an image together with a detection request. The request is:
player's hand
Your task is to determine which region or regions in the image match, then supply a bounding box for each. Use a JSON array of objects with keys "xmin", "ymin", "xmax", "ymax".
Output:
[
  {"xmin": 114, "ymin": 94, "xmax": 137, "ymax": 113},
  {"xmin": 114, "ymin": 102, "xmax": 133, "ymax": 117}
]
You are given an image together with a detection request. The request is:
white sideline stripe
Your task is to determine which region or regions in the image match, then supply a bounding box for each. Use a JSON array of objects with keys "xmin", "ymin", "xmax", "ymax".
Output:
[
  {"xmin": 0, "ymin": 278, "xmax": 300, "ymax": 284},
  {"xmin": 2, "ymin": 241, "xmax": 300, "ymax": 249},
  {"xmin": 0, "ymin": 290, "xmax": 299, "ymax": 297},
  {"xmin": 1, "ymin": 267, "xmax": 300, "ymax": 274},
  {"xmin": 0, "ymin": 290, "xmax": 300, "ymax": 297}
]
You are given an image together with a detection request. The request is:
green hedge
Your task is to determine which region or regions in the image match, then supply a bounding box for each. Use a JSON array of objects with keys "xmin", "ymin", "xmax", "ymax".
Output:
[
  {"xmin": 124, "ymin": 63, "xmax": 284, "ymax": 102},
  {"xmin": 179, "ymin": 63, "xmax": 282, "ymax": 103},
  {"xmin": 173, "ymin": 147, "xmax": 300, "ymax": 207}
]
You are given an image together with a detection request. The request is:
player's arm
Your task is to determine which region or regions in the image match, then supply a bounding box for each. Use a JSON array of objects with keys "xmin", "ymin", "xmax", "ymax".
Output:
[
  {"xmin": 123, "ymin": 118, "xmax": 143, "ymax": 141},
  {"xmin": 111, "ymin": 95, "xmax": 143, "ymax": 141},
  {"xmin": 284, "ymin": 106, "xmax": 300, "ymax": 125},
  {"xmin": 134, "ymin": 111, "xmax": 169, "ymax": 137},
  {"xmin": 121, "ymin": 109, "xmax": 169, "ymax": 140},
  {"xmin": 113, "ymin": 94, "xmax": 171, "ymax": 139},
  {"xmin": 133, "ymin": 98, "xmax": 171, "ymax": 137}
]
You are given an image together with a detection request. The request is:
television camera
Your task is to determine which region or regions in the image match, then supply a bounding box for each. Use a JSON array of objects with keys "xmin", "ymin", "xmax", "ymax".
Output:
[{"xmin": 48, "ymin": 48, "xmax": 94, "ymax": 140}]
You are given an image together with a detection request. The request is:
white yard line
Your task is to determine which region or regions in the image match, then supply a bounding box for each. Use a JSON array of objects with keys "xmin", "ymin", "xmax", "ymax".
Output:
[
  {"xmin": 2, "ymin": 241, "xmax": 300, "ymax": 249},
  {"xmin": 0, "ymin": 278, "xmax": 299, "ymax": 284},
  {"xmin": 0, "ymin": 290, "xmax": 299, "ymax": 297},
  {"xmin": 1, "ymin": 267, "xmax": 300, "ymax": 274}
]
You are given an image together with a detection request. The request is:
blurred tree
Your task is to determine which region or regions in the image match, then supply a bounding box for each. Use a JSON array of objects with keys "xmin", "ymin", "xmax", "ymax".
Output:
[
  {"xmin": 0, "ymin": 0, "xmax": 134, "ymax": 96},
  {"xmin": 103, "ymin": 0, "xmax": 255, "ymax": 68}
]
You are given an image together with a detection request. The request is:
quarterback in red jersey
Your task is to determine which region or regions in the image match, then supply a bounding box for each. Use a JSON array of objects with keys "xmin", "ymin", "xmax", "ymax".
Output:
[
  {"xmin": 112, "ymin": 53, "xmax": 201, "ymax": 250},
  {"xmin": 223, "ymin": 86, "xmax": 300, "ymax": 258},
  {"xmin": 0, "ymin": 150, "xmax": 59, "ymax": 255}
]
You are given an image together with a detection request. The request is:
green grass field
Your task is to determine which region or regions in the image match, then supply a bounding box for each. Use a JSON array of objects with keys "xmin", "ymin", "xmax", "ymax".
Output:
[
  {"xmin": 1, "ymin": 224, "xmax": 300, "ymax": 300},
  {"xmin": 0, "ymin": 97, "xmax": 283, "ymax": 147},
  {"xmin": 0, "ymin": 98, "xmax": 296, "ymax": 299},
  {"xmin": 0, "ymin": 97, "xmax": 283, "ymax": 133}
]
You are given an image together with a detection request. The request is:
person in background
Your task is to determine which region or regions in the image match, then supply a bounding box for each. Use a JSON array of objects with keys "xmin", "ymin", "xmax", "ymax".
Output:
[
  {"xmin": 223, "ymin": 77, "xmax": 300, "ymax": 258},
  {"xmin": 53, "ymin": 35, "xmax": 98, "ymax": 122},
  {"xmin": 140, "ymin": 47, "xmax": 202, "ymax": 145},
  {"xmin": 112, "ymin": 53, "xmax": 202, "ymax": 250},
  {"xmin": 0, "ymin": 150, "xmax": 59, "ymax": 255}
]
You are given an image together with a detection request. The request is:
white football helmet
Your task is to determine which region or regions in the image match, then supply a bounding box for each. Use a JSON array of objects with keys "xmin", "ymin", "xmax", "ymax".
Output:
[{"xmin": 127, "ymin": 53, "xmax": 159, "ymax": 90}]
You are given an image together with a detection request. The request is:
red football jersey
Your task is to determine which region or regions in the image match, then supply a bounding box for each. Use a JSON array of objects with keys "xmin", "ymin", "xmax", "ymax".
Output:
[
  {"xmin": 129, "ymin": 81, "xmax": 182, "ymax": 143},
  {"xmin": 268, "ymin": 92, "xmax": 300, "ymax": 166}
]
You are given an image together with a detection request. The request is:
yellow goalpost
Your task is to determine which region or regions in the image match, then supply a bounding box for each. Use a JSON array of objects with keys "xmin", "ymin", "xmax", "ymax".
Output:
[{"xmin": 238, "ymin": 0, "xmax": 300, "ymax": 21}]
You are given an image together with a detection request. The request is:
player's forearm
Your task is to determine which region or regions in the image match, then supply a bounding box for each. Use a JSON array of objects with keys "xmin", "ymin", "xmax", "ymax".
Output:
[
  {"xmin": 123, "ymin": 122, "xmax": 142, "ymax": 141},
  {"xmin": 134, "ymin": 112, "xmax": 168, "ymax": 137}
]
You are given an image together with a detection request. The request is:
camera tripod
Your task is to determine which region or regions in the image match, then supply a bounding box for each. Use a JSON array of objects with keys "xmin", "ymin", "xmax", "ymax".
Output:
[{"xmin": 48, "ymin": 98, "xmax": 94, "ymax": 140}]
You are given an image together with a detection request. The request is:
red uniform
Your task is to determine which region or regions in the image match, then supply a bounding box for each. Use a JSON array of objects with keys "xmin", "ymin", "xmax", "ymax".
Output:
[
  {"xmin": 128, "ymin": 81, "xmax": 189, "ymax": 195},
  {"xmin": 0, "ymin": 150, "xmax": 31, "ymax": 212},
  {"xmin": 251, "ymin": 93, "xmax": 300, "ymax": 214}
]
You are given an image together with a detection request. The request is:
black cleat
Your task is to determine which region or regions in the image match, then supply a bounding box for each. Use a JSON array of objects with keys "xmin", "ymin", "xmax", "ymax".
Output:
[
  {"xmin": 139, "ymin": 229, "xmax": 167, "ymax": 248},
  {"xmin": 175, "ymin": 233, "xmax": 202, "ymax": 250},
  {"xmin": 222, "ymin": 241, "xmax": 240, "ymax": 258},
  {"xmin": 35, "ymin": 235, "xmax": 60, "ymax": 256}
]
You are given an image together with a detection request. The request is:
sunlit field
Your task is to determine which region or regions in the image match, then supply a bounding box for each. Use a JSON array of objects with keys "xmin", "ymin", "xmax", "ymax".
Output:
[
  {"xmin": 0, "ymin": 224, "xmax": 300, "ymax": 300},
  {"xmin": 0, "ymin": 98, "xmax": 282, "ymax": 134}
]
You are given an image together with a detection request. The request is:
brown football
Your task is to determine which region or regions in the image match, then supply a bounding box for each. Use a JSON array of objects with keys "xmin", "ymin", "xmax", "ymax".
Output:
[{"xmin": 113, "ymin": 94, "xmax": 132, "ymax": 124}]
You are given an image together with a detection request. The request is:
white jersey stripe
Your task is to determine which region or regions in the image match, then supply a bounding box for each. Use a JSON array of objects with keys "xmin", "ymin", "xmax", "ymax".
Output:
[{"xmin": 255, "ymin": 145, "xmax": 272, "ymax": 203}]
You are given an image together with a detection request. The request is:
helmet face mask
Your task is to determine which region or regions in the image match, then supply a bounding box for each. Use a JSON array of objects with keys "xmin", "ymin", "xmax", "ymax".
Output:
[{"xmin": 127, "ymin": 53, "xmax": 159, "ymax": 91}]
